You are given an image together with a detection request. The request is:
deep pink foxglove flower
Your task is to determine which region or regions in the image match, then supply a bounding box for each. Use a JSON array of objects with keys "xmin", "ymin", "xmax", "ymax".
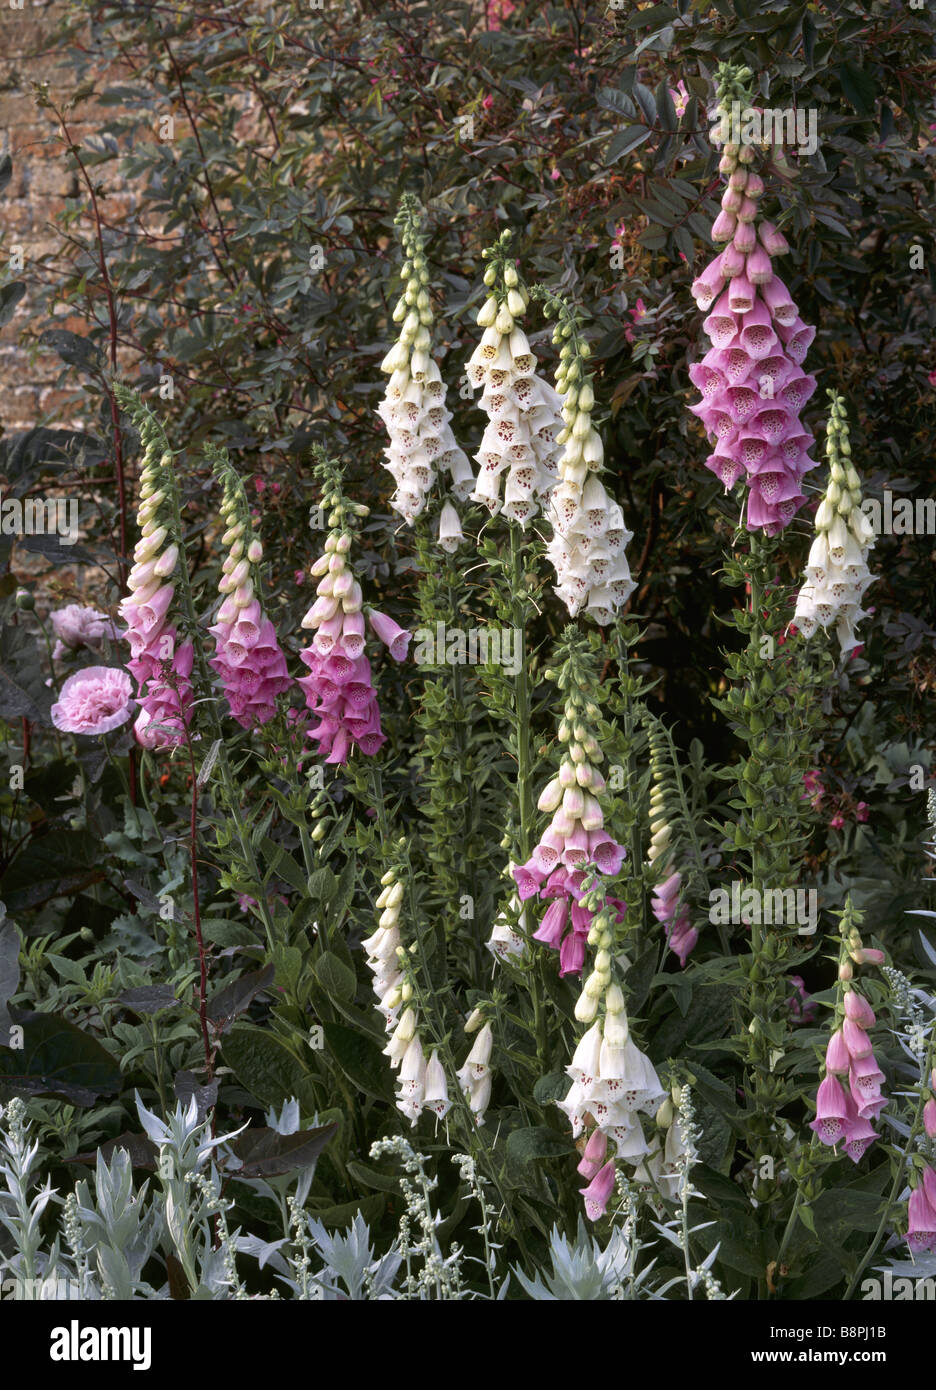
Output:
[
  {"xmin": 577, "ymin": 1127, "xmax": 608, "ymax": 1181},
  {"xmin": 907, "ymin": 1175, "xmax": 936, "ymax": 1253},
  {"xmin": 650, "ymin": 868, "xmax": 697, "ymax": 968},
  {"xmin": 810, "ymin": 1073, "xmax": 849, "ymax": 1145},
  {"xmin": 51, "ymin": 666, "xmax": 133, "ymax": 735},
  {"xmin": 367, "ymin": 608, "xmax": 412, "ymax": 662},
  {"xmin": 579, "ymin": 1158, "xmax": 616, "ymax": 1221},
  {"xmin": 688, "ymin": 111, "xmax": 818, "ymax": 534}
]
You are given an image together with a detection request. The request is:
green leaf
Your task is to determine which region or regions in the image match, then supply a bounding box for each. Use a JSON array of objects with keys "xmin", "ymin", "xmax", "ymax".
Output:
[
  {"xmin": 0, "ymin": 282, "xmax": 25, "ymax": 328},
  {"xmin": 39, "ymin": 328, "xmax": 103, "ymax": 374},
  {"xmin": 606, "ymin": 125, "xmax": 651, "ymax": 162},
  {"xmin": 207, "ymin": 964, "xmax": 275, "ymax": 1033},
  {"xmin": 227, "ymin": 1122, "xmax": 337, "ymax": 1177},
  {"xmin": 259, "ymin": 837, "xmax": 309, "ymax": 896},
  {"xmin": 0, "ymin": 1012, "xmax": 122, "ymax": 1106},
  {"xmin": 838, "ymin": 62, "xmax": 877, "ymax": 117},
  {"xmin": 505, "ymin": 1125, "xmax": 572, "ymax": 1175},
  {"xmin": 322, "ymin": 1021, "xmax": 394, "ymax": 1102},
  {"xmin": 314, "ymin": 951, "xmax": 356, "ymax": 1002},
  {"xmin": 221, "ymin": 1024, "xmax": 310, "ymax": 1107}
]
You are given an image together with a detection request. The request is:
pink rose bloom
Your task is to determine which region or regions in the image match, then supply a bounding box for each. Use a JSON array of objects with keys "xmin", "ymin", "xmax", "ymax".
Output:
[
  {"xmin": 51, "ymin": 604, "xmax": 122, "ymax": 660},
  {"xmin": 829, "ymin": 813, "xmax": 845, "ymax": 830},
  {"xmin": 51, "ymin": 665, "xmax": 133, "ymax": 735}
]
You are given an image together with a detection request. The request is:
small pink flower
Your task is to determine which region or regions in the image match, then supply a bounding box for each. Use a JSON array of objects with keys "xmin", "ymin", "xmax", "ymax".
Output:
[
  {"xmin": 482, "ymin": 94, "xmax": 493, "ymax": 110},
  {"xmin": 550, "ymin": 168, "xmax": 561, "ymax": 181},
  {"xmin": 928, "ymin": 368, "xmax": 936, "ymax": 387},
  {"xmin": 51, "ymin": 665, "xmax": 133, "ymax": 735},
  {"xmin": 254, "ymin": 478, "xmax": 266, "ymax": 494},
  {"xmin": 580, "ymin": 1158, "xmax": 616, "ymax": 1220},
  {"xmin": 855, "ymin": 801, "xmax": 869, "ymax": 823},
  {"xmin": 294, "ymin": 570, "xmax": 306, "ymax": 586},
  {"xmin": 367, "ymin": 608, "xmax": 411, "ymax": 662},
  {"xmin": 829, "ymin": 813, "xmax": 845, "ymax": 830}
]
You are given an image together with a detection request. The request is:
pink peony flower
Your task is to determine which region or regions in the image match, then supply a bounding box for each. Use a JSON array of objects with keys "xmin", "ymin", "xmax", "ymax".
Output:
[
  {"xmin": 51, "ymin": 665, "xmax": 133, "ymax": 735},
  {"xmin": 50, "ymin": 604, "xmax": 122, "ymax": 660}
]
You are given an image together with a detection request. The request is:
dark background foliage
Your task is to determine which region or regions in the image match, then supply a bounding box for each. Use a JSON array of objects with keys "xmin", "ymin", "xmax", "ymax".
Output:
[{"xmin": 0, "ymin": 0, "xmax": 934, "ymax": 1291}]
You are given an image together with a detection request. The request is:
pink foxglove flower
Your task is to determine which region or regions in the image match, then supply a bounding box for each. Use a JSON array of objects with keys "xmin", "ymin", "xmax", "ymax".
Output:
[
  {"xmin": 208, "ymin": 449, "xmax": 293, "ymax": 728},
  {"xmin": 115, "ymin": 388, "xmax": 195, "ymax": 750},
  {"xmin": 50, "ymin": 665, "xmax": 133, "ymax": 735},
  {"xmin": 297, "ymin": 452, "xmax": 409, "ymax": 764},
  {"xmin": 646, "ymin": 741, "xmax": 698, "ymax": 966},
  {"xmin": 513, "ymin": 638, "xmax": 626, "ymax": 975},
  {"xmin": 810, "ymin": 975, "xmax": 886, "ymax": 1159},
  {"xmin": 689, "ymin": 88, "xmax": 818, "ymax": 534},
  {"xmin": 907, "ymin": 1172, "xmax": 936, "ymax": 1253},
  {"xmin": 580, "ymin": 1159, "xmax": 616, "ymax": 1221}
]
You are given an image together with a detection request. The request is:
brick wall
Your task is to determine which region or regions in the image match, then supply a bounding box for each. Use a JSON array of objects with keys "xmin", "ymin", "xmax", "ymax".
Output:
[{"xmin": 0, "ymin": 0, "xmax": 133, "ymax": 431}]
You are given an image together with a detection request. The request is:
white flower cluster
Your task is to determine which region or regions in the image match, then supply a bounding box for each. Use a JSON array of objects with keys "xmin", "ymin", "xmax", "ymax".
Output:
[
  {"xmin": 456, "ymin": 1020, "xmax": 494, "ymax": 1123},
  {"xmin": 558, "ymin": 992, "xmax": 666, "ymax": 1163},
  {"xmin": 466, "ymin": 271, "xmax": 564, "ymax": 526},
  {"xmin": 378, "ymin": 208, "xmax": 474, "ymax": 526},
  {"xmin": 793, "ymin": 395, "xmax": 875, "ymax": 654},
  {"xmin": 362, "ymin": 866, "xmax": 450, "ymax": 1125},
  {"xmin": 545, "ymin": 329, "xmax": 635, "ymax": 624}
]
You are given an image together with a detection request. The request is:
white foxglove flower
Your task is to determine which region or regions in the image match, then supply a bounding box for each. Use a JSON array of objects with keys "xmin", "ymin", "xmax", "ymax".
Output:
[
  {"xmin": 542, "ymin": 302, "xmax": 635, "ymax": 623},
  {"xmin": 423, "ymin": 1050, "xmax": 452, "ymax": 1120},
  {"xmin": 456, "ymin": 1021, "xmax": 494, "ymax": 1123},
  {"xmin": 437, "ymin": 500, "xmax": 465, "ymax": 553},
  {"xmin": 557, "ymin": 999, "xmax": 665, "ymax": 1162},
  {"xmin": 793, "ymin": 395, "xmax": 874, "ymax": 653},
  {"xmin": 467, "ymin": 252, "xmax": 562, "ymax": 526},
  {"xmin": 377, "ymin": 200, "xmax": 474, "ymax": 524}
]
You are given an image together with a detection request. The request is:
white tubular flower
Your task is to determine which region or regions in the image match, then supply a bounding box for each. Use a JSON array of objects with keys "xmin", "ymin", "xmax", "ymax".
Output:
[
  {"xmin": 396, "ymin": 1036, "xmax": 428, "ymax": 1125},
  {"xmin": 467, "ymin": 247, "xmax": 562, "ymax": 527},
  {"xmin": 378, "ymin": 200, "xmax": 474, "ymax": 524},
  {"xmin": 543, "ymin": 301, "xmax": 635, "ymax": 623},
  {"xmin": 456, "ymin": 1021, "xmax": 494, "ymax": 1123},
  {"xmin": 438, "ymin": 500, "xmax": 465, "ymax": 553},
  {"xmin": 558, "ymin": 984, "xmax": 666, "ymax": 1166},
  {"xmin": 793, "ymin": 395, "xmax": 874, "ymax": 652},
  {"xmin": 423, "ymin": 1050, "xmax": 452, "ymax": 1120}
]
